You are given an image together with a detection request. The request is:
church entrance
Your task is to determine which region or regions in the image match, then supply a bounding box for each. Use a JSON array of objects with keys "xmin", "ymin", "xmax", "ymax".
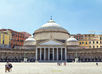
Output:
[
  {"xmin": 42, "ymin": 54, "xmax": 44, "ymax": 60},
  {"xmin": 50, "ymin": 54, "xmax": 52, "ymax": 60},
  {"xmin": 59, "ymin": 54, "xmax": 61, "ymax": 60}
]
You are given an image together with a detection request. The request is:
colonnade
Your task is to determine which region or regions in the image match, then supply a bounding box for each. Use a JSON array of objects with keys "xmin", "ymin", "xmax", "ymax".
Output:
[
  {"xmin": 0, "ymin": 52, "xmax": 36, "ymax": 62},
  {"xmin": 36, "ymin": 47, "xmax": 67, "ymax": 61}
]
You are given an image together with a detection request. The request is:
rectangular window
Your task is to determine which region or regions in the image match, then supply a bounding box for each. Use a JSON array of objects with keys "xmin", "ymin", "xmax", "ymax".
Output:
[
  {"xmin": 86, "ymin": 42, "xmax": 87, "ymax": 44},
  {"xmin": 80, "ymin": 42, "xmax": 81, "ymax": 44},
  {"xmin": 82, "ymin": 42, "xmax": 84, "ymax": 44},
  {"xmin": 100, "ymin": 46, "xmax": 102, "ymax": 48},
  {"xmin": 93, "ymin": 46, "xmax": 95, "ymax": 48},
  {"xmin": 85, "ymin": 35, "xmax": 87, "ymax": 37},
  {"xmin": 3, "ymin": 35, "xmax": 4, "ymax": 39},
  {"xmin": 93, "ymin": 41, "xmax": 94, "ymax": 44},
  {"xmin": 89, "ymin": 46, "xmax": 91, "ymax": 48},
  {"xmin": 89, "ymin": 41, "xmax": 91, "ymax": 44}
]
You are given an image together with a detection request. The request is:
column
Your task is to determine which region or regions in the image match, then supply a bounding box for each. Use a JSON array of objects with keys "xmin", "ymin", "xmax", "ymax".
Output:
[
  {"xmin": 61, "ymin": 48, "xmax": 62, "ymax": 60},
  {"xmin": 53, "ymin": 48, "xmax": 54, "ymax": 61},
  {"xmin": 44, "ymin": 48, "xmax": 46, "ymax": 60},
  {"xmin": 40, "ymin": 48, "xmax": 42, "ymax": 61},
  {"xmin": 65, "ymin": 48, "xmax": 67, "ymax": 61},
  {"xmin": 48, "ymin": 48, "xmax": 50, "ymax": 60},
  {"xmin": 57, "ymin": 48, "xmax": 58, "ymax": 60},
  {"xmin": 36, "ymin": 48, "xmax": 37, "ymax": 61}
]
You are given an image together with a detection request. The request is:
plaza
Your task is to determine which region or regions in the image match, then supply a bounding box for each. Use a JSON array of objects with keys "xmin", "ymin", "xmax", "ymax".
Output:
[{"xmin": 0, "ymin": 62, "xmax": 102, "ymax": 74}]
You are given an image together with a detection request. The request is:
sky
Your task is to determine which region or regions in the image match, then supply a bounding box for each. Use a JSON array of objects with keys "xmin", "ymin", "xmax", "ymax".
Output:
[{"xmin": 0, "ymin": 0, "xmax": 102, "ymax": 35}]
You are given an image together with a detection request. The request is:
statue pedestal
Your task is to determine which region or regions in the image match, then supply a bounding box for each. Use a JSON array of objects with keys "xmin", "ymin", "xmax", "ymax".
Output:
[
  {"xmin": 35, "ymin": 60, "xmax": 38, "ymax": 63},
  {"xmin": 24, "ymin": 58, "xmax": 27, "ymax": 62},
  {"xmin": 75, "ymin": 58, "xmax": 79, "ymax": 62}
]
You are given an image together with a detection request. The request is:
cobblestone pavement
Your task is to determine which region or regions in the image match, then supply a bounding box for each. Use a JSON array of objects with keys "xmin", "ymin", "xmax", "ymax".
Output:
[{"xmin": 0, "ymin": 62, "xmax": 102, "ymax": 74}]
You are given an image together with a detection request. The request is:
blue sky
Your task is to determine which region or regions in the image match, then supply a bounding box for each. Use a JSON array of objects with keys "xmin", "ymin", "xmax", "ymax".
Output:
[{"xmin": 0, "ymin": 0, "xmax": 102, "ymax": 35}]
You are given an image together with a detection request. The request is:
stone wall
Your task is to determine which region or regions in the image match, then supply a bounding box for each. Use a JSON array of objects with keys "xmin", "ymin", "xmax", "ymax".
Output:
[{"xmin": 34, "ymin": 32, "xmax": 69, "ymax": 40}]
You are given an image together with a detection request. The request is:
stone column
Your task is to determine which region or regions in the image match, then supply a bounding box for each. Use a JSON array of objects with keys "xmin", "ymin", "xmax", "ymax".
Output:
[
  {"xmin": 61, "ymin": 48, "xmax": 62, "ymax": 60},
  {"xmin": 48, "ymin": 48, "xmax": 50, "ymax": 60},
  {"xmin": 57, "ymin": 48, "xmax": 58, "ymax": 60},
  {"xmin": 44, "ymin": 48, "xmax": 46, "ymax": 60},
  {"xmin": 36, "ymin": 48, "xmax": 37, "ymax": 61},
  {"xmin": 65, "ymin": 48, "xmax": 67, "ymax": 61},
  {"xmin": 53, "ymin": 48, "xmax": 54, "ymax": 61},
  {"xmin": 40, "ymin": 48, "xmax": 42, "ymax": 61}
]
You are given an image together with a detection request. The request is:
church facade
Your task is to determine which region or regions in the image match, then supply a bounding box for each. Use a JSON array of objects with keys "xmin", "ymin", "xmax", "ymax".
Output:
[{"xmin": 0, "ymin": 19, "xmax": 102, "ymax": 62}]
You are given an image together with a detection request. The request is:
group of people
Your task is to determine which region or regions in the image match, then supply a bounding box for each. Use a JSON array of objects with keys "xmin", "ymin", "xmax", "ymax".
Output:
[
  {"xmin": 57, "ymin": 62, "xmax": 66, "ymax": 66},
  {"xmin": 5, "ymin": 61, "xmax": 13, "ymax": 72}
]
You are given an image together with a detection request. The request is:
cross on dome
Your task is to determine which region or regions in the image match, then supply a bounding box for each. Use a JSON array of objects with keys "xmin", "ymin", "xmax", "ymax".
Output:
[{"xmin": 50, "ymin": 16, "xmax": 52, "ymax": 20}]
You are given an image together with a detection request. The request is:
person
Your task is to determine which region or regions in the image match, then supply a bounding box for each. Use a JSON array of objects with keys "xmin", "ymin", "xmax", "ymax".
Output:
[
  {"xmin": 64, "ymin": 62, "xmax": 66, "ymax": 66},
  {"xmin": 9, "ymin": 64, "xmax": 13, "ymax": 71},
  {"xmin": 96, "ymin": 62, "xmax": 98, "ymax": 66},
  {"xmin": 5, "ymin": 61, "xmax": 10, "ymax": 72}
]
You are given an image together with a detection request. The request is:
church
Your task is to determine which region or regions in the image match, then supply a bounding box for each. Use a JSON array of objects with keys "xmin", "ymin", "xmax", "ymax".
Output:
[{"xmin": 0, "ymin": 18, "xmax": 102, "ymax": 62}]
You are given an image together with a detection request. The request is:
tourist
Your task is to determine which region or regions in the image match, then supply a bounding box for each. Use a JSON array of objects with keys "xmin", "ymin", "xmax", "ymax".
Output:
[
  {"xmin": 64, "ymin": 62, "xmax": 66, "ymax": 66},
  {"xmin": 96, "ymin": 62, "xmax": 98, "ymax": 66},
  {"xmin": 5, "ymin": 61, "xmax": 10, "ymax": 72}
]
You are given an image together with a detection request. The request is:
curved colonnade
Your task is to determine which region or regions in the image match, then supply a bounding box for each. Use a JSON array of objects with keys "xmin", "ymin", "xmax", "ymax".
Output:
[{"xmin": 0, "ymin": 49, "xmax": 102, "ymax": 62}]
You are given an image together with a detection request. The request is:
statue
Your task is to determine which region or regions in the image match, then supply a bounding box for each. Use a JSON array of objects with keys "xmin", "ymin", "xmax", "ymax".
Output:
[
  {"xmin": 24, "ymin": 52, "xmax": 27, "ymax": 58},
  {"xmin": 75, "ymin": 52, "xmax": 78, "ymax": 58},
  {"xmin": 24, "ymin": 52, "xmax": 27, "ymax": 62},
  {"xmin": 75, "ymin": 52, "xmax": 78, "ymax": 62}
]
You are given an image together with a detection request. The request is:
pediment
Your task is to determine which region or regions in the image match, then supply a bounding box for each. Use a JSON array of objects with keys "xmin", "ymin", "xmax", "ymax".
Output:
[{"xmin": 40, "ymin": 40, "xmax": 63, "ymax": 45}]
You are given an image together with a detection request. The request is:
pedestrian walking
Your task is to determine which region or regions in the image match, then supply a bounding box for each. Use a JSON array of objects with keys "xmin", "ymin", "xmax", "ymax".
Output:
[
  {"xmin": 5, "ymin": 61, "xmax": 13, "ymax": 72},
  {"xmin": 5, "ymin": 61, "xmax": 10, "ymax": 72}
]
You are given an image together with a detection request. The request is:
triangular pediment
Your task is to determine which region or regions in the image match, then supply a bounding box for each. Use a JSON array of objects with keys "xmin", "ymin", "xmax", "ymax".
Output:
[{"xmin": 40, "ymin": 40, "xmax": 63, "ymax": 45}]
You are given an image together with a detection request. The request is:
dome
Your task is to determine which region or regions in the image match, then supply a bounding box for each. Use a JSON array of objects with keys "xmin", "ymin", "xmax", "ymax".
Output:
[
  {"xmin": 37, "ymin": 19, "xmax": 66, "ymax": 30},
  {"xmin": 67, "ymin": 36, "xmax": 78, "ymax": 42},
  {"xmin": 25, "ymin": 36, "xmax": 36, "ymax": 42},
  {"xmin": 23, "ymin": 36, "xmax": 36, "ymax": 46},
  {"xmin": 66, "ymin": 36, "xmax": 79, "ymax": 46},
  {"xmin": 33, "ymin": 18, "xmax": 70, "ymax": 41}
]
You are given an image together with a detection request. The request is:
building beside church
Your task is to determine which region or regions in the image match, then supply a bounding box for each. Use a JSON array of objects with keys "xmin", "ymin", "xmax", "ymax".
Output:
[
  {"xmin": 0, "ymin": 18, "xmax": 102, "ymax": 62},
  {"xmin": 0, "ymin": 30, "xmax": 11, "ymax": 48},
  {"xmin": 20, "ymin": 31, "xmax": 31, "ymax": 40}
]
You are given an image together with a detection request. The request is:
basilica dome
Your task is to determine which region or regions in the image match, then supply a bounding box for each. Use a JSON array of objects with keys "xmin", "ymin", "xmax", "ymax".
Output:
[
  {"xmin": 37, "ymin": 20, "xmax": 66, "ymax": 30},
  {"xmin": 23, "ymin": 36, "xmax": 36, "ymax": 46},
  {"xmin": 33, "ymin": 18, "xmax": 70, "ymax": 41}
]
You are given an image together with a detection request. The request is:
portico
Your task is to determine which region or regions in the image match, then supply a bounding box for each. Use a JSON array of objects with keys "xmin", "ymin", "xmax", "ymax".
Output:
[{"xmin": 36, "ymin": 46, "xmax": 67, "ymax": 61}]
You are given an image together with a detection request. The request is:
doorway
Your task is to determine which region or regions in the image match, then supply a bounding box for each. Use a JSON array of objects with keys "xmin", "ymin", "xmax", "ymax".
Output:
[
  {"xmin": 50, "ymin": 54, "xmax": 52, "ymax": 60},
  {"xmin": 59, "ymin": 54, "xmax": 61, "ymax": 60}
]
